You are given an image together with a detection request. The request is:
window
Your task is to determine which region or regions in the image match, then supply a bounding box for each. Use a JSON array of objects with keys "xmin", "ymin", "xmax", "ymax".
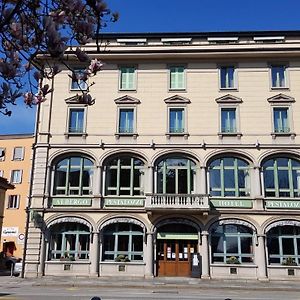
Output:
[
  {"xmin": 53, "ymin": 156, "xmax": 93, "ymax": 195},
  {"xmin": 271, "ymin": 65, "xmax": 287, "ymax": 88},
  {"xmin": 119, "ymin": 67, "xmax": 136, "ymax": 90},
  {"xmin": 70, "ymin": 70, "xmax": 88, "ymax": 90},
  {"xmin": 49, "ymin": 223, "xmax": 90, "ymax": 260},
  {"xmin": 68, "ymin": 108, "xmax": 85, "ymax": 133},
  {"xmin": 169, "ymin": 108, "xmax": 185, "ymax": 133},
  {"xmin": 0, "ymin": 170, "xmax": 3, "ymax": 177},
  {"xmin": 0, "ymin": 148, "xmax": 5, "ymax": 161},
  {"xmin": 7, "ymin": 195, "xmax": 20, "ymax": 209},
  {"xmin": 102, "ymin": 223, "xmax": 143, "ymax": 261},
  {"xmin": 11, "ymin": 170, "xmax": 22, "ymax": 184},
  {"xmin": 263, "ymin": 157, "xmax": 300, "ymax": 198},
  {"xmin": 211, "ymin": 223, "xmax": 254, "ymax": 264},
  {"xmin": 220, "ymin": 66, "xmax": 236, "ymax": 89},
  {"xmin": 105, "ymin": 156, "xmax": 144, "ymax": 196},
  {"xmin": 209, "ymin": 157, "xmax": 250, "ymax": 197},
  {"xmin": 273, "ymin": 107, "xmax": 289, "ymax": 133},
  {"xmin": 119, "ymin": 109, "xmax": 134, "ymax": 133},
  {"xmin": 221, "ymin": 108, "xmax": 236, "ymax": 133},
  {"xmin": 267, "ymin": 225, "xmax": 300, "ymax": 265},
  {"xmin": 169, "ymin": 66, "xmax": 185, "ymax": 90},
  {"xmin": 157, "ymin": 157, "xmax": 196, "ymax": 194},
  {"xmin": 12, "ymin": 147, "xmax": 24, "ymax": 160}
]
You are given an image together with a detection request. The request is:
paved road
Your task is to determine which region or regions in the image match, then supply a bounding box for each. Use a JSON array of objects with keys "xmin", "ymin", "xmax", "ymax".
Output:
[{"xmin": 0, "ymin": 285, "xmax": 299, "ymax": 300}]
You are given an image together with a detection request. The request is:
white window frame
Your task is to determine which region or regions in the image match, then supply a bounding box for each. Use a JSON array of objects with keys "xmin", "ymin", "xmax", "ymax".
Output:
[
  {"xmin": 119, "ymin": 66, "xmax": 137, "ymax": 91},
  {"xmin": 219, "ymin": 104, "xmax": 240, "ymax": 135},
  {"xmin": 219, "ymin": 65, "xmax": 238, "ymax": 90},
  {"xmin": 10, "ymin": 170, "xmax": 22, "ymax": 184},
  {"xmin": 0, "ymin": 148, "xmax": 5, "ymax": 161},
  {"xmin": 116, "ymin": 106, "xmax": 137, "ymax": 136},
  {"xmin": 12, "ymin": 146, "xmax": 24, "ymax": 161},
  {"xmin": 7, "ymin": 195, "xmax": 20, "ymax": 209},
  {"xmin": 270, "ymin": 104, "xmax": 293, "ymax": 136},
  {"xmin": 66, "ymin": 106, "xmax": 87, "ymax": 136},
  {"xmin": 269, "ymin": 64, "xmax": 289, "ymax": 90},
  {"xmin": 70, "ymin": 69, "xmax": 88, "ymax": 91},
  {"xmin": 169, "ymin": 65, "xmax": 186, "ymax": 91},
  {"xmin": 167, "ymin": 105, "xmax": 188, "ymax": 136}
]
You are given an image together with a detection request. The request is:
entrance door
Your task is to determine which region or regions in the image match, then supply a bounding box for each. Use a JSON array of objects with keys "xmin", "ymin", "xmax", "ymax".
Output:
[{"xmin": 157, "ymin": 240, "xmax": 197, "ymax": 276}]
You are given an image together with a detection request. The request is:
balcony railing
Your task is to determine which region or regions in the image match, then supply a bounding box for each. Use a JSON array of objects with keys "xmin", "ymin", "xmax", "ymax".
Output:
[{"xmin": 145, "ymin": 193, "xmax": 209, "ymax": 210}]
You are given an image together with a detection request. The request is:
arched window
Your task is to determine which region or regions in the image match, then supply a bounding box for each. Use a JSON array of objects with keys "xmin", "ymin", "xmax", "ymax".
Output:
[
  {"xmin": 53, "ymin": 156, "xmax": 93, "ymax": 196},
  {"xmin": 105, "ymin": 156, "xmax": 145, "ymax": 196},
  {"xmin": 211, "ymin": 223, "xmax": 254, "ymax": 264},
  {"xmin": 157, "ymin": 157, "xmax": 196, "ymax": 194},
  {"xmin": 209, "ymin": 157, "xmax": 250, "ymax": 197},
  {"xmin": 267, "ymin": 225, "xmax": 300, "ymax": 265},
  {"xmin": 263, "ymin": 157, "xmax": 300, "ymax": 198},
  {"xmin": 102, "ymin": 223, "xmax": 144, "ymax": 261},
  {"xmin": 49, "ymin": 222, "xmax": 90, "ymax": 260}
]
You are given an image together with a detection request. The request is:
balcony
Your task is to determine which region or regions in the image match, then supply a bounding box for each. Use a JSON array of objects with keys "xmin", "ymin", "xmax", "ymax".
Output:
[{"xmin": 145, "ymin": 193, "xmax": 210, "ymax": 212}]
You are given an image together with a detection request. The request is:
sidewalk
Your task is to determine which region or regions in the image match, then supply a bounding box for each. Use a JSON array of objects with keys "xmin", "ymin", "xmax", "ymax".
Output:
[{"xmin": 0, "ymin": 275, "xmax": 300, "ymax": 291}]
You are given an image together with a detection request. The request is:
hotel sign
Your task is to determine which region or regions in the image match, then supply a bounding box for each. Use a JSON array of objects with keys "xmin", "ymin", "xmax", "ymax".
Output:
[
  {"xmin": 2, "ymin": 227, "xmax": 18, "ymax": 237},
  {"xmin": 52, "ymin": 198, "xmax": 92, "ymax": 206},
  {"xmin": 105, "ymin": 198, "xmax": 144, "ymax": 207},
  {"xmin": 265, "ymin": 200, "xmax": 300, "ymax": 209},
  {"xmin": 210, "ymin": 199, "xmax": 253, "ymax": 208}
]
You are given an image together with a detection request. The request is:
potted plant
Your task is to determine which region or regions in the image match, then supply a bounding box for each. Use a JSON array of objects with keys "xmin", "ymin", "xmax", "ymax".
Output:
[
  {"xmin": 114, "ymin": 255, "xmax": 130, "ymax": 262},
  {"xmin": 226, "ymin": 256, "xmax": 241, "ymax": 264},
  {"xmin": 282, "ymin": 257, "xmax": 297, "ymax": 266}
]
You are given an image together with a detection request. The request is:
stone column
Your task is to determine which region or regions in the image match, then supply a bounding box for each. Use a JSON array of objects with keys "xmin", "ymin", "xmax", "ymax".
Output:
[
  {"xmin": 90, "ymin": 232, "xmax": 99, "ymax": 276},
  {"xmin": 147, "ymin": 166, "xmax": 154, "ymax": 194},
  {"xmin": 199, "ymin": 166, "xmax": 207, "ymax": 194},
  {"xmin": 256, "ymin": 234, "xmax": 267, "ymax": 280},
  {"xmin": 201, "ymin": 231, "xmax": 210, "ymax": 279},
  {"xmin": 145, "ymin": 232, "xmax": 154, "ymax": 278},
  {"xmin": 92, "ymin": 166, "xmax": 102, "ymax": 208},
  {"xmin": 252, "ymin": 166, "xmax": 264, "ymax": 210}
]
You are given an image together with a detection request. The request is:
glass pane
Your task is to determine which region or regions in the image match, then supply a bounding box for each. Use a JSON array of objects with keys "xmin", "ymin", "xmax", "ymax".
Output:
[
  {"xmin": 211, "ymin": 236, "xmax": 224, "ymax": 253},
  {"xmin": 69, "ymin": 109, "xmax": 84, "ymax": 133},
  {"xmin": 157, "ymin": 170, "xmax": 164, "ymax": 193},
  {"xmin": 118, "ymin": 235, "xmax": 129, "ymax": 252},
  {"xmin": 282, "ymin": 226, "xmax": 294, "ymax": 235},
  {"xmin": 272, "ymin": 66, "xmax": 285, "ymax": 87},
  {"xmin": 119, "ymin": 109, "xmax": 134, "ymax": 133},
  {"xmin": 221, "ymin": 108, "xmax": 236, "ymax": 132},
  {"xmin": 133, "ymin": 169, "xmax": 141, "ymax": 188},
  {"xmin": 224, "ymin": 169, "xmax": 235, "ymax": 189},
  {"xmin": 166, "ymin": 169, "xmax": 175, "ymax": 193},
  {"xmin": 210, "ymin": 169, "xmax": 221, "ymax": 189},
  {"xmin": 104, "ymin": 235, "xmax": 115, "ymax": 251},
  {"xmin": 282, "ymin": 238, "xmax": 295, "ymax": 255},
  {"xmin": 132, "ymin": 235, "xmax": 143, "ymax": 252},
  {"xmin": 278, "ymin": 170, "xmax": 289, "ymax": 189},
  {"xmin": 221, "ymin": 67, "xmax": 234, "ymax": 88},
  {"xmin": 223, "ymin": 158, "xmax": 234, "ymax": 166},
  {"xmin": 106, "ymin": 169, "xmax": 117, "ymax": 189},
  {"xmin": 240, "ymin": 237, "xmax": 252, "ymax": 254},
  {"xmin": 178, "ymin": 169, "xmax": 188, "ymax": 193},
  {"xmin": 169, "ymin": 109, "xmax": 184, "ymax": 133},
  {"xmin": 264, "ymin": 169, "xmax": 275, "ymax": 189},
  {"xmin": 120, "ymin": 169, "xmax": 131, "ymax": 187},
  {"xmin": 226, "ymin": 237, "xmax": 238, "ymax": 253}
]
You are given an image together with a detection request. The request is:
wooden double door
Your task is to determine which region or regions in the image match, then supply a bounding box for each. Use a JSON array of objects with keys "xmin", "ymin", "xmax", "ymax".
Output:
[{"xmin": 157, "ymin": 240, "xmax": 198, "ymax": 277}]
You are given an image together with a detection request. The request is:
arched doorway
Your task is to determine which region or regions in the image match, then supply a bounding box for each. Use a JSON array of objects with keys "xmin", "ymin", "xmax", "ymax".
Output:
[{"xmin": 156, "ymin": 220, "xmax": 199, "ymax": 277}]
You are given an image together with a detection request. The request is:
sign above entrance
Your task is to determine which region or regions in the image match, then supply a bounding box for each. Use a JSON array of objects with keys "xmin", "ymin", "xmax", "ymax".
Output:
[
  {"xmin": 52, "ymin": 198, "xmax": 92, "ymax": 206},
  {"xmin": 210, "ymin": 199, "xmax": 253, "ymax": 208},
  {"xmin": 157, "ymin": 232, "xmax": 198, "ymax": 240},
  {"xmin": 104, "ymin": 198, "xmax": 144, "ymax": 207},
  {"xmin": 265, "ymin": 200, "xmax": 300, "ymax": 209}
]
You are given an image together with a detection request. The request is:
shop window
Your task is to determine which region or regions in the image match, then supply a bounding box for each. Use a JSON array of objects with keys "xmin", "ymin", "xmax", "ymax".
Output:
[
  {"xmin": 156, "ymin": 157, "xmax": 196, "ymax": 194},
  {"xmin": 267, "ymin": 225, "xmax": 300, "ymax": 265},
  {"xmin": 209, "ymin": 157, "xmax": 250, "ymax": 197},
  {"xmin": 49, "ymin": 222, "xmax": 90, "ymax": 260},
  {"xmin": 53, "ymin": 156, "xmax": 93, "ymax": 196},
  {"xmin": 211, "ymin": 223, "xmax": 254, "ymax": 264},
  {"xmin": 102, "ymin": 223, "xmax": 144, "ymax": 261},
  {"xmin": 263, "ymin": 157, "xmax": 300, "ymax": 198},
  {"xmin": 105, "ymin": 156, "xmax": 144, "ymax": 196}
]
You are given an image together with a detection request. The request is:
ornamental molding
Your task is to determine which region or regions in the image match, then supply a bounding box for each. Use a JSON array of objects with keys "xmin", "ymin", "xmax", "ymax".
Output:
[
  {"xmin": 267, "ymin": 93, "xmax": 295, "ymax": 103},
  {"xmin": 210, "ymin": 219, "xmax": 256, "ymax": 232},
  {"xmin": 99, "ymin": 217, "xmax": 145, "ymax": 230},
  {"xmin": 47, "ymin": 217, "xmax": 92, "ymax": 230},
  {"xmin": 154, "ymin": 218, "xmax": 200, "ymax": 233},
  {"xmin": 114, "ymin": 95, "xmax": 141, "ymax": 104},
  {"xmin": 65, "ymin": 95, "xmax": 81, "ymax": 104},
  {"xmin": 164, "ymin": 95, "xmax": 191, "ymax": 104},
  {"xmin": 215, "ymin": 94, "xmax": 243, "ymax": 103},
  {"xmin": 265, "ymin": 220, "xmax": 300, "ymax": 232}
]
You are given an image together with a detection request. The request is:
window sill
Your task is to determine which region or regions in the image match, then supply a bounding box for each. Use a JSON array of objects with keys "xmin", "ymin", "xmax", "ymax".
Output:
[
  {"xmin": 64, "ymin": 132, "xmax": 87, "ymax": 139},
  {"xmin": 100, "ymin": 261, "xmax": 145, "ymax": 265},
  {"xmin": 168, "ymin": 88, "xmax": 186, "ymax": 92},
  {"xmin": 69, "ymin": 88, "xmax": 88, "ymax": 92},
  {"xmin": 46, "ymin": 260, "xmax": 90, "ymax": 264},
  {"xmin": 271, "ymin": 132, "xmax": 296, "ymax": 139},
  {"xmin": 118, "ymin": 89, "xmax": 137, "ymax": 92},
  {"xmin": 218, "ymin": 132, "xmax": 242, "ymax": 139},
  {"xmin": 270, "ymin": 86, "xmax": 289, "ymax": 90},
  {"xmin": 115, "ymin": 133, "xmax": 138, "ymax": 139},
  {"xmin": 166, "ymin": 132, "xmax": 189, "ymax": 139},
  {"xmin": 211, "ymin": 263, "xmax": 256, "ymax": 268},
  {"xmin": 219, "ymin": 88, "xmax": 238, "ymax": 92}
]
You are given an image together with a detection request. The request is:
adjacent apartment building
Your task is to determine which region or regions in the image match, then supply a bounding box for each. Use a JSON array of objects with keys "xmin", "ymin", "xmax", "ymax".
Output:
[
  {"xmin": 24, "ymin": 31, "xmax": 300, "ymax": 280},
  {"xmin": 0, "ymin": 134, "xmax": 33, "ymax": 258}
]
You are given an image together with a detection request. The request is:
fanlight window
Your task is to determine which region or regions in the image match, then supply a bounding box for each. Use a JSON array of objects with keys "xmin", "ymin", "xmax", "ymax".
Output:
[
  {"xmin": 263, "ymin": 157, "xmax": 300, "ymax": 198},
  {"xmin": 209, "ymin": 157, "xmax": 250, "ymax": 197},
  {"xmin": 157, "ymin": 157, "xmax": 196, "ymax": 194},
  {"xmin": 53, "ymin": 156, "xmax": 93, "ymax": 196}
]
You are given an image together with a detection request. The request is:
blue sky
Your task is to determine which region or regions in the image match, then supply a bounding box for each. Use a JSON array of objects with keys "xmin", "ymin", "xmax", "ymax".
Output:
[{"xmin": 1, "ymin": 0, "xmax": 300, "ymax": 134}]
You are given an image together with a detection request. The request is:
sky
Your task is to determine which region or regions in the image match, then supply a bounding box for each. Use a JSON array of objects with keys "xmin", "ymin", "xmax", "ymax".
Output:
[{"xmin": 1, "ymin": 0, "xmax": 300, "ymax": 135}]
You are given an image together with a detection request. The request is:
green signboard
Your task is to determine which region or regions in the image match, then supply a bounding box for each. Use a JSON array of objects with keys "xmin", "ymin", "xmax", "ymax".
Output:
[
  {"xmin": 104, "ymin": 198, "xmax": 144, "ymax": 207},
  {"xmin": 52, "ymin": 198, "xmax": 92, "ymax": 206},
  {"xmin": 265, "ymin": 200, "xmax": 300, "ymax": 209},
  {"xmin": 210, "ymin": 199, "xmax": 253, "ymax": 208}
]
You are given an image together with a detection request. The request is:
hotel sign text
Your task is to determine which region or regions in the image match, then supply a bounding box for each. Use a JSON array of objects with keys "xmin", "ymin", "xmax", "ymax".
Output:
[
  {"xmin": 266, "ymin": 200, "xmax": 300, "ymax": 209},
  {"xmin": 211, "ymin": 199, "xmax": 253, "ymax": 208},
  {"xmin": 105, "ymin": 198, "xmax": 144, "ymax": 207},
  {"xmin": 52, "ymin": 198, "xmax": 92, "ymax": 206}
]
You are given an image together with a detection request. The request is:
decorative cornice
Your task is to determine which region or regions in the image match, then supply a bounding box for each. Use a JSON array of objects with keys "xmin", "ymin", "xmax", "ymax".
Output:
[
  {"xmin": 215, "ymin": 94, "xmax": 243, "ymax": 103},
  {"xmin": 267, "ymin": 93, "xmax": 295, "ymax": 103},
  {"xmin": 114, "ymin": 95, "xmax": 141, "ymax": 104},
  {"xmin": 164, "ymin": 94, "xmax": 191, "ymax": 104},
  {"xmin": 65, "ymin": 94, "xmax": 81, "ymax": 104}
]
